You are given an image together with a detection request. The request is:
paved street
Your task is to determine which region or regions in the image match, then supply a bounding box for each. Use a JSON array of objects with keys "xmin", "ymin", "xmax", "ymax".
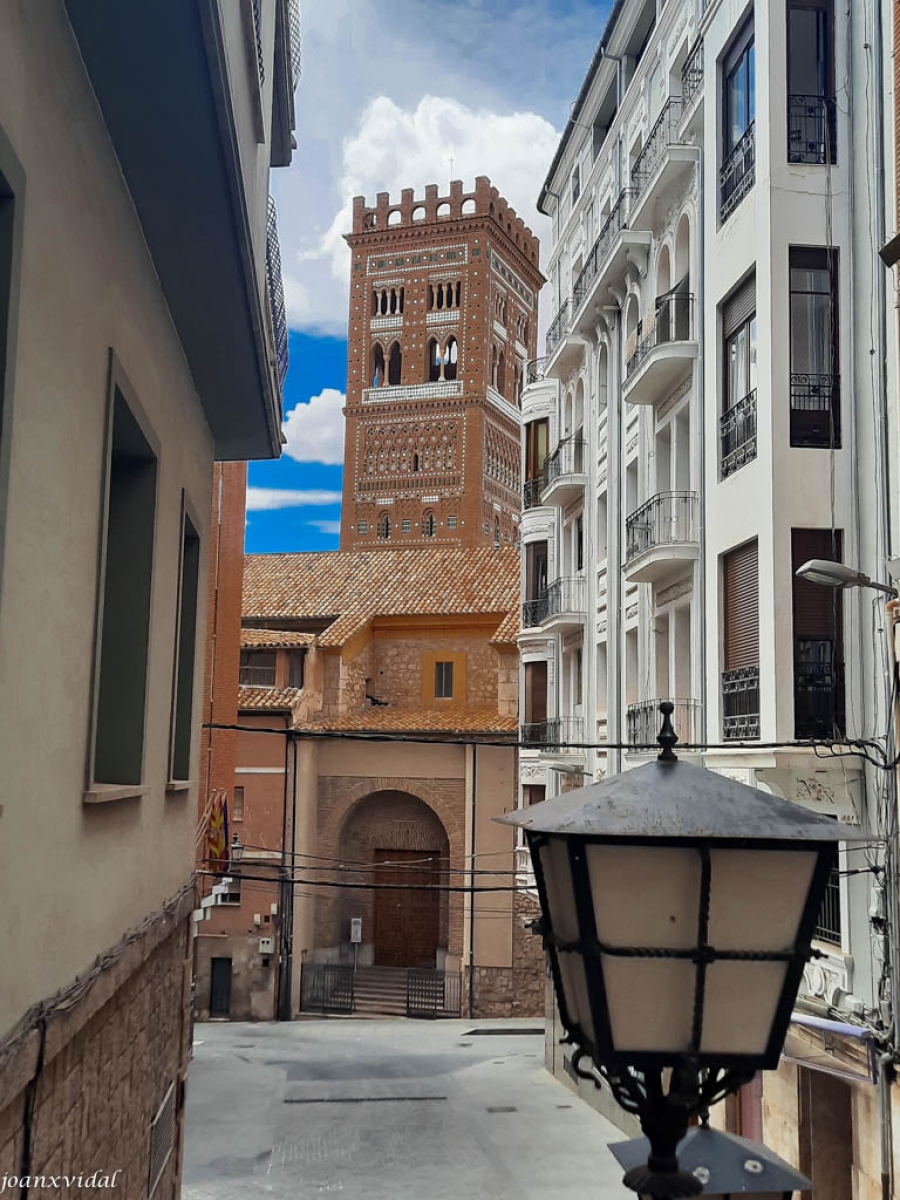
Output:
[{"xmin": 183, "ymin": 1019, "xmax": 628, "ymax": 1199}]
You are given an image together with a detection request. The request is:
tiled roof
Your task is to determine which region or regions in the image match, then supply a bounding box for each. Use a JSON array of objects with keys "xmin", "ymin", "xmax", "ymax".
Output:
[
  {"xmin": 237, "ymin": 686, "xmax": 304, "ymax": 713},
  {"xmin": 490, "ymin": 608, "xmax": 520, "ymax": 646},
  {"xmin": 240, "ymin": 628, "xmax": 316, "ymax": 649},
  {"xmin": 295, "ymin": 705, "xmax": 518, "ymax": 735},
  {"xmin": 242, "ymin": 546, "xmax": 520, "ymax": 623}
]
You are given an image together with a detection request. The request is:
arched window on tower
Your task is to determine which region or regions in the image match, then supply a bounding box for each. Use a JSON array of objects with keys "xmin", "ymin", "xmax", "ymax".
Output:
[
  {"xmin": 388, "ymin": 341, "xmax": 402, "ymax": 386},
  {"xmin": 372, "ymin": 343, "xmax": 385, "ymax": 387},
  {"xmin": 380, "ymin": 290, "xmax": 388, "ymax": 315},
  {"xmin": 377, "ymin": 512, "xmax": 391, "ymax": 540},
  {"xmin": 514, "ymin": 363, "xmax": 523, "ymax": 406},
  {"xmin": 444, "ymin": 336, "xmax": 458, "ymax": 382},
  {"xmin": 423, "ymin": 511, "xmax": 436, "ymax": 538},
  {"xmin": 491, "ymin": 345, "xmax": 499, "ymax": 389},
  {"xmin": 413, "ymin": 452, "xmax": 420, "ymax": 473},
  {"xmin": 427, "ymin": 338, "xmax": 441, "ymax": 383},
  {"xmin": 497, "ymin": 350, "xmax": 506, "ymax": 397},
  {"xmin": 455, "ymin": 281, "xmax": 462, "ymax": 307},
  {"xmin": 493, "ymin": 517, "xmax": 501, "ymax": 548},
  {"xmin": 390, "ymin": 289, "xmax": 398, "ymax": 314},
  {"xmin": 436, "ymin": 284, "xmax": 444, "ymax": 311}
]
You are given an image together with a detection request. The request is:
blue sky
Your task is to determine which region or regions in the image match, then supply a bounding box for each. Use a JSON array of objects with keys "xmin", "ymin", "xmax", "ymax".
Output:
[{"xmin": 246, "ymin": 0, "xmax": 612, "ymax": 555}]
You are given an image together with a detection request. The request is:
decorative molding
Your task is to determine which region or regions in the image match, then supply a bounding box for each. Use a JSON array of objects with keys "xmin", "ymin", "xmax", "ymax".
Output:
[
  {"xmin": 657, "ymin": 376, "xmax": 693, "ymax": 421},
  {"xmin": 368, "ymin": 244, "xmax": 469, "ymax": 274},
  {"xmin": 362, "ymin": 381, "xmax": 462, "ymax": 404},
  {"xmin": 426, "ymin": 310, "xmax": 459, "ymax": 324},
  {"xmin": 656, "ymin": 576, "xmax": 693, "ymax": 606},
  {"xmin": 370, "ymin": 315, "xmax": 403, "ymax": 331}
]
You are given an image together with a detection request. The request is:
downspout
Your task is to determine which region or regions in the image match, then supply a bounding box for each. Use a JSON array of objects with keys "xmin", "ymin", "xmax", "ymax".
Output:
[
  {"xmin": 880, "ymin": 1051, "xmax": 894, "ymax": 1200},
  {"xmin": 468, "ymin": 743, "xmax": 477, "ymax": 1018},
  {"xmin": 696, "ymin": 119, "xmax": 707, "ymax": 748},
  {"xmin": 276, "ymin": 721, "xmax": 290, "ymax": 1020},
  {"xmin": 284, "ymin": 733, "xmax": 298, "ymax": 1019}
]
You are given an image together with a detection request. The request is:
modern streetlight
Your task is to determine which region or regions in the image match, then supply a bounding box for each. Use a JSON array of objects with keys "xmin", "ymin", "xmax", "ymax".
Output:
[
  {"xmin": 795, "ymin": 558, "xmax": 897, "ymax": 597},
  {"xmin": 609, "ymin": 1123, "xmax": 812, "ymax": 1198},
  {"xmin": 499, "ymin": 704, "xmax": 861, "ymax": 1198}
]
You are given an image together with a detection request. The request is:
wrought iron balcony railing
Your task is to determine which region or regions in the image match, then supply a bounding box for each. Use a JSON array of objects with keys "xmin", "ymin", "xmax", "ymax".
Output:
[
  {"xmin": 625, "ymin": 490, "xmax": 699, "ymax": 563},
  {"xmin": 722, "ymin": 666, "xmax": 760, "ymax": 740},
  {"xmin": 546, "ymin": 301, "xmax": 570, "ymax": 356},
  {"xmin": 815, "ymin": 866, "xmax": 842, "ymax": 946},
  {"xmin": 572, "ymin": 189, "xmax": 632, "ymax": 313},
  {"xmin": 526, "ymin": 356, "xmax": 548, "ymax": 384},
  {"xmin": 795, "ymin": 639, "xmax": 845, "ymax": 739},
  {"xmin": 523, "ymin": 476, "xmax": 545, "ymax": 510},
  {"xmin": 788, "ymin": 95, "xmax": 837, "ymax": 165},
  {"xmin": 627, "ymin": 699, "xmax": 701, "ymax": 747},
  {"xmin": 543, "ymin": 436, "xmax": 586, "ymax": 490},
  {"xmin": 720, "ymin": 389, "xmax": 758, "ymax": 479},
  {"xmin": 681, "ymin": 37, "xmax": 703, "ymax": 111},
  {"xmin": 790, "ymin": 373, "xmax": 841, "ymax": 448},
  {"xmin": 545, "ymin": 576, "xmax": 586, "ymax": 621},
  {"xmin": 720, "ymin": 122, "xmax": 755, "ymax": 224},
  {"xmin": 521, "ymin": 595, "xmax": 549, "ymax": 628},
  {"xmin": 625, "ymin": 294, "xmax": 694, "ymax": 380},
  {"xmin": 520, "ymin": 717, "xmax": 585, "ymax": 749},
  {"xmin": 266, "ymin": 196, "xmax": 289, "ymax": 387},
  {"xmin": 630, "ymin": 98, "xmax": 684, "ymax": 197}
]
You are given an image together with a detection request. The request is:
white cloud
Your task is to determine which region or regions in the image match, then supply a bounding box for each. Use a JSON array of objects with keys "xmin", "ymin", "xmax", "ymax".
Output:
[
  {"xmin": 282, "ymin": 388, "xmax": 346, "ymax": 465},
  {"xmin": 278, "ymin": 95, "xmax": 558, "ymax": 334},
  {"xmin": 245, "ymin": 488, "xmax": 342, "ymax": 511},
  {"xmin": 307, "ymin": 519, "xmax": 342, "ymax": 536}
]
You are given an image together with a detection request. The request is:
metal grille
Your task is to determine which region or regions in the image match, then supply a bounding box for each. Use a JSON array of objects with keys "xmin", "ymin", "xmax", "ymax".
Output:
[
  {"xmin": 251, "ymin": 0, "xmax": 265, "ymax": 87},
  {"xmin": 266, "ymin": 196, "xmax": 289, "ymax": 388},
  {"xmin": 720, "ymin": 389, "xmax": 757, "ymax": 479},
  {"xmin": 626, "ymin": 700, "xmax": 701, "ymax": 746},
  {"xmin": 544, "ymin": 577, "xmax": 585, "ymax": 621},
  {"xmin": 522, "ymin": 596, "xmax": 549, "ymax": 628},
  {"xmin": 624, "ymin": 491, "xmax": 698, "ymax": 562},
  {"xmin": 625, "ymin": 295, "xmax": 694, "ymax": 379},
  {"xmin": 790, "ymin": 373, "xmax": 841, "ymax": 448},
  {"xmin": 543, "ymin": 436, "xmax": 585, "ymax": 489},
  {"xmin": 720, "ymin": 122, "xmax": 755, "ymax": 223},
  {"xmin": 546, "ymin": 301, "xmax": 569, "ymax": 355},
  {"xmin": 722, "ymin": 667, "xmax": 761, "ymax": 741},
  {"xmin": 287, "ymin": 0, "xmax": 302, "ymax": 88},
  {"xmin": 795, "ymin": 639, "xmax": 845, "ymax": 739},
  {"xmin": 788, "ymin": 95, "xmax": 836, "ymax": 165},
  {"xmin": 629, "ymin": 98, "xmax": 683, "ymax": 197},
  {"xmin": 815, "ymin": 867, "xmax": 842, "ymax": 946},
  {"xmin": 300, "ymin": 963, "xmax": 355, "ymax": 1013},
  {"xmin": 571, "ymin": 189, "xmax": 631, "ymax": 314},
  {"xmin": 682, "ymin": 38, "xmax": 704, "ymax": 110},
  {"xmin": 148, "ymin": 1083, "xmax": 176, "ymax": 1198},
  {"xmin": 408, "ymin": 970, "xmax": 461, "ymax": 1017},
  {"xmin": 523, "ymin": 477, "xmax": 544, "ymax": 510}
]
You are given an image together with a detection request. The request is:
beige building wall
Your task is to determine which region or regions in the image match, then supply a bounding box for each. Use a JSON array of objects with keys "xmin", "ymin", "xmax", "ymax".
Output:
[{"xmin": 0, "ymin": 2, "xmax": 216, "ymax": 1036}]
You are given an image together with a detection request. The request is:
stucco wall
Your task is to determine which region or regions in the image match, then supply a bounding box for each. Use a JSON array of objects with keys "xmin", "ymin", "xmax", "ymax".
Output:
[{"xmin": 0, "ymin": 3, "xmax": 215, "ymax": 1035}]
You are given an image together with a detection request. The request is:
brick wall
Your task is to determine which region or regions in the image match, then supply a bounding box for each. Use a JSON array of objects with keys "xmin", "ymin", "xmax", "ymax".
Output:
[
  {"xmin": 466, "ymin": 892, "xmax": 545, "ymax": 1018},
  {"xmin": 0, "ymin": 910, "xmax": 191, "ymax": 1199}
]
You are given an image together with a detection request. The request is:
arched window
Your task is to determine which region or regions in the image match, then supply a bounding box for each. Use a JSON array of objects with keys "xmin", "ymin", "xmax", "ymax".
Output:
[
  {"xmin": 491, "ymin": 345, "xmax": 499, "ymax": 388},
  {"xmin": 436, "ymin": 284, "xmax": 444, "ymax": 311},
  {"xmin": 388, "ymin": 341, "xmax": 402, "ymax": 386},
  {"xmin": 372, "ymin": 343, "xmax": 385, "ymax": 387},
  {"xmin": 398, "ymin": 287, "xmax": 405, "ymax": 314},
  {"xmin": 423, "ymin": 511, "xmax": 436, "ymax": 538},
  {"xmin": 497, "ymin": 351, "xmax": 506, "ymax": 397},
  {"xmin": 390, "ymin": 289, "xmax": 398, "ymax": 314},
  {"xmin": 455, "ymin": 281, "xmax": 461, "ymax": 307},
  {"xmin": 377, "ymin": 513, "xmax": 391, "ymax": 539},
  {"xmin": 427, "ymin": 338, "xmax": 441, "ymax": 382},
  {"xmin": 444, "ymin": 336, "xmax": 458, "ymax": 381},
  {"xmin": 371, "ymin": 291, "xmax": 378, "ymax": 317},
  {"xmin": 493, "ymin": 517, "xmax": 501, "ymax": 548},
  {"xmin": 380, "ymin": 290, "xmax": 388, "ymax": 315},
  {"xmin": 413, "ymin": 452, "xmax": 420, "ymax": 473}
]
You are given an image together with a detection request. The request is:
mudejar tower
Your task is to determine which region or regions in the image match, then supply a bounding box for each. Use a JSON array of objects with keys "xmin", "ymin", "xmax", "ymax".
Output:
[{"xmin": 340, "ymin": 176, "xmax": 543, "ymax": 550}]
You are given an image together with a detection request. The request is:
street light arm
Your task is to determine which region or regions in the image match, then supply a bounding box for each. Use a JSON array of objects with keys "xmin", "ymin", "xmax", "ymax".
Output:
[{"xmin": 795, "ymin": 559, "xmax": 898, "ymax": 597}]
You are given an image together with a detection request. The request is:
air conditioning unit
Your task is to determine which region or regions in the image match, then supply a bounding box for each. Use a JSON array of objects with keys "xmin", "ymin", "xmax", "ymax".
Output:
[{"xmin": 259, "ymin": 937, "xmax": 275, "ymax": 955}]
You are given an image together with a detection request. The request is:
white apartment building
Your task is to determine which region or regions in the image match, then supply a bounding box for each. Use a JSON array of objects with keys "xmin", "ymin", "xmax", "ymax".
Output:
[{"xmin": 520, "ymin": 0, "xmax": 900, "ymax": 1193}]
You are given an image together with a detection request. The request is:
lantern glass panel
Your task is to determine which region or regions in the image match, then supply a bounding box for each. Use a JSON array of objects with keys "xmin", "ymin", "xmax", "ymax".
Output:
[
  {"xmin": 701, "ymin": 960, "xmax": 789, "ymax": 1055},
  {"xmin": 539, "ymin": 837, "xmax": 595, "ymax": 1042},
  {"xmin": 707, "ymin": 849, "xmax": 817, "ymax": 949}
]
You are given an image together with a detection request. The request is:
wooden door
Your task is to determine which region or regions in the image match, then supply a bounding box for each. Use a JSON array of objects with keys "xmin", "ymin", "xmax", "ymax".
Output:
[
  {"xmin": 209, "ymin": 957, "xmax": 232, "ymax": 1017},
  {"xmin": 373, "ymin": 849, "xmax": 440, "ymax": 968}
]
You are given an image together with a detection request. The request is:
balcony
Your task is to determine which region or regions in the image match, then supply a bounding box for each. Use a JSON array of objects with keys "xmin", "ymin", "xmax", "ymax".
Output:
[
  {"xmin": 795, "ymin": 640, "xmax": 845, "ymax": 739},
  {"xmin": 570, "ymin": 190, "xmax": 651, "ymax": 335},
  {"xmin": 521, "ymin": 595, "xmax": 549, "ymax": 629},
  {"xmin": 790, "ymin": 374, "xmax": 841, "ymax": 448},
  {"xmin": 720, "ymin": 389, "xmax": 758, "ymax": 479},
  {"xmin": 520, "ymin": 716, "xmax": 585, "ymax": 751},
  {"xmin": 628, "ymin": 99, "xmax": 699, "ymax": 231},
  {"xmin": 543, "ymin": 577, "xmax": 586, "ymax": 633},
  {"xmin": 523, "ymin": 476, "xmax": 545, "ymax": 511},
  {"xmin": 541, "ymin": 436, "xmax": 586, "ymax": 506},
  {"xmin": 526, "ymin": 357, "xmax": 548, "ymax": 384},
  {"xmin": 624, "ymin": 491, "xmax": 699, "ymax": 583},
  {"xmin": 266, "ymin": 197, "xmax": 289, "ymax": 388},
  {"xmin": 623, "ymin": 294, "xmax": 697, "ymax": 406},
  {"xmin": 788, "ymin": 95, "xmax": 837, "ymax": 165},
  {"xmin": 720, "ymin": 123, "xmax": 755, "ymax": 225},
  {"xmin": 681, "ymin": 37, "xmax": 704, "ymax": 118},
  {"xmin": 546, "ymin": 301, "xmax": 570, "ymax": 356},
  {"xmin": 722, "ymin": 666, "xmax": 760, "ymax": 741},
  {"xmin": 627, "ymin": 699, "xmax": 701, "ymax": 748}
]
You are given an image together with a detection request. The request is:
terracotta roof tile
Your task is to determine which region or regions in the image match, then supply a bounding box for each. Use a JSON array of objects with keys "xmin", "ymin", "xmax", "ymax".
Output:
[
  {"xmin": 237, "ymin": 686, "xmax": 304, "ymax": 713},
  {"xmin": 490, "ymin": 609, "xmax": 520, "ymax": 646},
  {"xmin": 240, "ymin": 628, "xmax": 316, "ymax": 649},
  {"xmin": 295, "ymin": 704, "xmax": 517, "ymax": 735}
]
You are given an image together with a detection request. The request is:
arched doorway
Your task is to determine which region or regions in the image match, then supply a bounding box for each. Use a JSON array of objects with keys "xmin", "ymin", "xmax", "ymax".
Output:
[{"xmin": 336, "ymin": 790, "xmax": 450, "ymax": 968}]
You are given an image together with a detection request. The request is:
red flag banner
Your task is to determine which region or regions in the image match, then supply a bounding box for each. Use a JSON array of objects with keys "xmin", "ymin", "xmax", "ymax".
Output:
[{"xmin": 206, "ymin": 788, "xmax": 229, "ymax": 872}]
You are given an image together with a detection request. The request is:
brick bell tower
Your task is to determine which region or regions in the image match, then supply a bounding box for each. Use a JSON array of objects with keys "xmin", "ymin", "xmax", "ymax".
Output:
[{"xmin": 340, "ymin": 176, "xmax": 544, "ymax": 550}]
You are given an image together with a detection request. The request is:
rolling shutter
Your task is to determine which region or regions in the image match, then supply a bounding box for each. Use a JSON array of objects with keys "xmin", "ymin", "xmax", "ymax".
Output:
[
  {"xmin": 792, "ymin": 529, "xmax": 842, "ymax": 638},
  {"xmin": 723, "ymin": 540, "xmax": 759, "ymax": 669},
  {"xmin": 723, "ymin": 273, "xmax": 756, "ymax": 339}
]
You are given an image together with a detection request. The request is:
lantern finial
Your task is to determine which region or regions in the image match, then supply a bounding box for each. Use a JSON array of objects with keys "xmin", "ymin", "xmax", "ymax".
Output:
[{"xmin": 657, "ymin": 701, "xmax": 678, "ymax": 762}]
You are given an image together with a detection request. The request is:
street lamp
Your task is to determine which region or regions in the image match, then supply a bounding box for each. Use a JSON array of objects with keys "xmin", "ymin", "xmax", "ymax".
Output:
[
  {"xmin": 609, "ymin": 1123, "xmax": 812, "ymax": 1198},
  {"xmin": 230, "ymin": 832, "xmax": 244, "ymax": 863},
  {"xmin": 795, "ymin": 558, "xmax": 897, "ymax": 597},
  {"xmin": 499, "ymin": 704, "xmax": 861, "ymax": 1198}
]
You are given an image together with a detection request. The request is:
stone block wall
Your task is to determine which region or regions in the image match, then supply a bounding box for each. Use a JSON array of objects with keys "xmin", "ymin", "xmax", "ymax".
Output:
[
  {"xmin": 496, "ymin": 650, "xmax": 519, "ymax": 718},
  {"xmin": 0, "ymin": 908, "xmax": 191, "ymax": 1200},
  {"xmin": 369, "ymin": 636, "xmax": 498, "ymax": 706},
  {"xmin": 466, "ymin": 893, "xmax": 545, "ymax": 1018}
]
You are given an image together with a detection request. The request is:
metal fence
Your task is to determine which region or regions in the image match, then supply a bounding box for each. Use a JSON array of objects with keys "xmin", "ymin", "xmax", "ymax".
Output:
[
  {"xmin": 720, "ymin": 123, "xmax": 755, "ymax": 224},
  {"xmin": 815, "ymin": 867, "xmax": 842, "ymax": 946},
  {"xmin": 795, "ymin": 640, "xmax": 845, "ymax": 739},
  {"xmin": 722, "ymin": 667, "xmax": 761, "ymax": 741},
  {"xmin": 266, "ymin": 196, "xmax": 289, "ymax": 388},
  {"xmin": 630, "ymin": 97, "xmax": 684, "ymax": 197},
  {"xmin": 300, "ymin": 963, "xmax": 354, "ymax": 1014},
  {"xmin": 545, "ymin": 577, "xmax": 586, "ymax": 621},
  {"xmin": 625, "ymin": 294, "xmax": 694, "ymax": 379},
  {"xmin": 720, "ymin": 389, "xmax": 758, "ymax": 479},
  {"xmin": 572, "ymin": 189, "xmax": 631, "ymax": 313},
  {"xmin": 790, "ymin": 373, "xmax": 841, "ymax": 448},
  {"xmin": 625, "ymin": 491, "xmax": 698, "ymax": 563},
  {"xmin": 546, "ymin": 301, "xmax": 570, "ymax": 356},
  {"xmin": 298, "ymin": 964, "xmax": 462, "ymax": 1018},
  {"xmin": 788, "ymin": 95, "xmax": 836, "ymax": 165},
  {"xmin": 523, "ymin": 477, "xmax": 544, "ymax": 510},
  {"xmin": 682, "ymin": 38, "xmax": 703, "ymax": 111},
  {"xmin": 543, "ymin": 436, "xmax": 586, "ymax": 489},
  {"xmin": 626, "ymin": 700, "xmax": 701, "ymax": 747},
  {"xmin": 407, "ymin": 969, "xmax": 462, "ymax": 1017}
]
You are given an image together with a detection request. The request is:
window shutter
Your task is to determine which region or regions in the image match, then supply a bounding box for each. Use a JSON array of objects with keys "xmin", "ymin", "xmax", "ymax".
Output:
[
  {"xmin": 525, "ymin": 661, "xmax": 548, "ymax": 725},
  {"xmin": 792, "ymin": 529, "xmax": 842, "ymax": 637},
  {"xmin": 723, "ymin": 274, "xmax": 756, "ymax": 339},
  {"xmin": 723, "ymin": 540, "xmax": 759, "ymax": 669}
]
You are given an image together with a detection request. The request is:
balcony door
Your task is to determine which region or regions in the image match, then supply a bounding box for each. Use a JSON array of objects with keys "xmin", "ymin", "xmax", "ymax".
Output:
[
  {"xmin": 791, "ymin": 528, "xmax": 844, "ymax": 737},
  {"xmin": 788, "ymin": 0, "xmax": 835, "ymax": 163},
  {"xmin": 524, "ymin": 660, "xmax": 548, "ymax": 742},
  {"xmin": 789, "ymin": 247, "xmax": 840, "ymax": 447}
]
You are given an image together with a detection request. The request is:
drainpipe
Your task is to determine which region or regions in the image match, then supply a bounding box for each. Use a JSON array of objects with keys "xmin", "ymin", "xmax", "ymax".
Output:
[
  {"xmin": 468, "ymin": 744, "xmax": 477, "ymax": 1018},
  {"xmin": 880, "ymin": 1051, "xmax": 894, "ymax": 1200},
  {"xmin": 276, "ymin": 723, "xmax": 291, "ymax": 1021},
  {"xmin": 696, "ymin": 120, "xmax": 707, "ymax": 749}
]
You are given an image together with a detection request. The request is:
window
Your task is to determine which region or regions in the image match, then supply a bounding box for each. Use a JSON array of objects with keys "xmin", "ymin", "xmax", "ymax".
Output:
[
  {"xmin": 240, "ymin": 650, "xmax": 276, "ymax": 687},
  {"xmin": 525, "ymin": 541, "xmax": 548, "ymax": 601},
  {"xmin": 575, "ymin": 647, "xmax": 583, "ymax": 706},
  {"xmin": 444, "ymin": 336, "xmax": 458, "ymax": 381},
  {"xmin": 790, "ymin": 248, "xmax": 840, "ymax": 447},
  {"xmin": 427, "ymin": 338, "xmax": 441, "ymax": 383},
  {"xmin": 423, "ymin": 511, "xmax": 436, "ymax": 538},
  {"xmin": 792, "ymin": 529, "xmax": 844, "ymax": 737},
  {"xmin": 524, "ymin": 419, "xmax": 548, "ymax": 491},
  {"xmin": 576, "ymin": 515, "xmax": 584, "ymax": 572},
  {"xmin": 788, "ymin": 0, "xmax": 835, "ymax": 164},
  {"xmin": 232, "ymin": 786, "xmax": 245, "ymax": 822},
  {"xmin": 388, "ymin": 341, "xmax": 402, "ymax": 386},
  {"xmin": 435, "ymin": 661, "xmax": 454, "ymax": 699},
  {"xmin": 571, "ymin": 165, "xmax": 581, "ymax": 205},
  {"xmin": 721, "ymin": 20, "xmax": 755, "ymax": 222},
  {"xmin": 720, "ymin": 275, "xmax": 758, "ymax": 478},
  {"xmin": 722, "ymin": 540, "xmax": 760, "ymax": 740},
  {"xmin": 91, "ymin": 382, "xmax": 158, "ymax": 788},
  {"xmin": 402, "ymin": 518, "xmax": 412, "ymax": 533},
  {"xmin": 377, "ymin": 513, "xmax": 391, "ymax": 539},
  {"xmin": 372, "ymin": 343, "xmax": 385, "ymax": 387},
  {"xmin": 357, "ymin": 521, "xmax": 367, "ymax": 535},
  {"xmin": 523, "ymin": 661, "xmax": 548, "ymax": 740},
  {"xmin": 288, "ymin": 651, "xmax": 304, "ymax": 689},
  {"xmin": 496, "ymin": 350, "xmax": 506, "ymax": 397},
  {"xmin": 523, "ymin": 785, "xmax": 546, "ymax": 807},
  {"xmin": 220, "ymin": 878, "xmax": 241, "ymax": 904},
  {"xmin": 447, "ymin": 515, "xmax": 457, "ymax": 529},
  {"xmin": 170, "ymin": 500, "xmax": 200, "ymax": 782}
]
